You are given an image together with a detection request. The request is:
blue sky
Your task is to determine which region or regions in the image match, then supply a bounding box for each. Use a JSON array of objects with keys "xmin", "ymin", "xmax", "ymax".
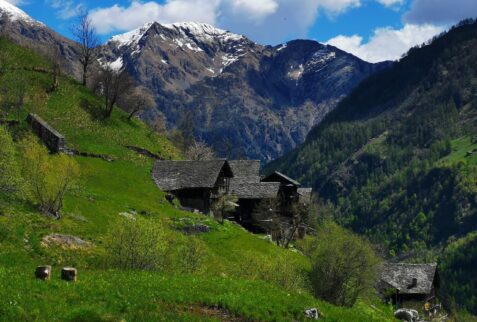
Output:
[{"xmin": 7, "ymin": 0, "xmax": 477, "ymax": 62}]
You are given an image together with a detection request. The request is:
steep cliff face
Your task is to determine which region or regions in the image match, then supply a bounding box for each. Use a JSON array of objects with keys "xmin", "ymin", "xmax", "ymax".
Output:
[{"xmin": 101, "ymin": 22, "xmax": 389, "ymax": 161}]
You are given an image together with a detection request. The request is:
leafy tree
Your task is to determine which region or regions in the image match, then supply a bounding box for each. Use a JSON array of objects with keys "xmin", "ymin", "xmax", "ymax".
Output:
[
  {"xmin": 0, "ymin": 126, "xmax": 22, "ymax": 195},
  {"xmin": 299, "ymin": 222, "xmax": 380, "ymax": 306},
  {"xmin": 20, "ymin": 136, "xmax": 80, "ymax": 217},
  {"xmin": 211, "ymin": 193, "xmax": 238, "ymax": 224}
]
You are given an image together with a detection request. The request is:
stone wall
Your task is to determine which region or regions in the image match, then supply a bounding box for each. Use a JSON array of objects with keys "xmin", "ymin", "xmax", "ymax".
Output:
[{"xmin": 27, "ymin": 113, "xmax": 66, "ymax": 153}]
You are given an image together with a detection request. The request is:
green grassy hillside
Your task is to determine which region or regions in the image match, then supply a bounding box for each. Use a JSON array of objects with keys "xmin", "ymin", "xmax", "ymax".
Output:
[{"xmin": 0, "ymin": 38, "xmax": 395, "ymax": 321}]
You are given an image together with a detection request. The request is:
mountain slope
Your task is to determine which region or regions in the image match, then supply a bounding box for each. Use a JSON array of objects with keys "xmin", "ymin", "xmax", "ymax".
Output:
[
  {"xmin": 0, "ymin": 37, "xmax": 396, "ymax": 321},
  {"xmin": 266, "ymin": 19, "xmax": 477, "ymax": 313},
  {"xmin": 101, "ymin": 22, "xmax": 389, "ymax": 161},
  {"xmin": 0, "ymin": 0, "xmax": 81, "ymax": 78}
]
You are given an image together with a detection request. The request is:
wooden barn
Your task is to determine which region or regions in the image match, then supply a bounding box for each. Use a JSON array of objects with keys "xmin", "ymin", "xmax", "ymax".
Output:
[
  {"xmin": 377, "ymin": 263, "xmax": 440, "ymax": 308},
  {"xmin": 152, "ymin": 160, "xmax": 234, "ymax": 213}
]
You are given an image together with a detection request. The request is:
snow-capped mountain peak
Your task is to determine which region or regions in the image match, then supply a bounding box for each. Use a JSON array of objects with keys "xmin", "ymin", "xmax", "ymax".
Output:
[
  {"xmin": 0, "ymin": 0, "xmax": 41, "ymax": 25},
  {"xmin": 108, "ymin": 21, "xmax": 244, "ymax": 49},
  {"xmin": 162, "ymin": 22, "xmax": 243, "ymax": 42},
  {"xmin": 109, "ymin": 22, "xmax": 154, "ymax": 48}
]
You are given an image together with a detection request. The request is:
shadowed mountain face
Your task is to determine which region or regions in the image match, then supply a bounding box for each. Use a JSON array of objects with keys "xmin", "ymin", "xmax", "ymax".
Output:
[
  {"xmin": 101, "ymin": 22, "xmax": 390, "ymax": 161},
  {"xmin": 0, "ymin": 0, "xmax": 388, "ymax": 161}
]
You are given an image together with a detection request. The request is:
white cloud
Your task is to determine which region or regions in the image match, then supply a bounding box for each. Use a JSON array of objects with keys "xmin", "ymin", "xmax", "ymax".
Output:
[
  {"xmin": 46, "ymin": 0, "xmax": 84, "ymax": 19},
  {"xmin": 4, "ymin": 0, "xmax": 23, "ymax": 4},
  {"xmin": 376, "ymin": 0, "xmax": 404, "ymax": 7},
  {"xmin": 90, "ymin": 0, "xmax": 217, "ymax": 34},
  {"xmin": 227, "ymin": 0, "xmax": 279, "ymax": 20},
  {"xmin": 405, "ymin": 0, "xmax": 477, "ymax": 25},
  {"xmin": 318, "ymin": 0, "xmax": 361, "ymax": 14},
  {"xmin": 89, "ymin": 0, "xmax": 364, "ymax": 44},
  {"xmin": 326, "ymin": 24, "xmax": 444, "ymax": 63}
]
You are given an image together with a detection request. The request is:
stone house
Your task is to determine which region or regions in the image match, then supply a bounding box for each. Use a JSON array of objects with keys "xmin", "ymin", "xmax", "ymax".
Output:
[
  {"xmin": 377, "ymin": 263, "xmax": 440, "ymax": 308},
  {"xmin": 152, "ymin": 159, "xmax": 313, "ymax": 230},
  {"xmin": 152, "ymin": 160, "xmax": 234, "ymax": 213}
]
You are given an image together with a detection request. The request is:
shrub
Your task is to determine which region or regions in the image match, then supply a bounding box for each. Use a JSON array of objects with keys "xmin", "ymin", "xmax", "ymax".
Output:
[
  {"xmin": 299, "ymin": 221, "xmax": 380, "ymax": 306},
  {"xmin": 20, "ymin": 136, "xmax": 80, "ymax": 217},
  {"xmin": 106, "ymin": 218, "xmax": 208, "ymax": 273},
  {"xmin": 0, "ymin": 126, "xmax": 22, "ymax": 195}
]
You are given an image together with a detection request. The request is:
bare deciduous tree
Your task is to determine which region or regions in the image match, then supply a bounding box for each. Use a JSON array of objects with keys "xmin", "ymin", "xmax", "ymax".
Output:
[
  {"xmin": 211, "ymin": 193, "xmax": 238, "ymax": 224},
  {"xmin": 43, "ymin": 46, "xmax": 62, "ymax": 93},
  {"xmin": 119, "ymin": 86, "xmax": 155, "ymax": 121},
  {"xmin": 253, "ymin": 199, "xmax": 311, "ymax": 248},
  {"xmin": 150, "ymin": 113, "xmax": 167, "ymax": 135},
  {"xmin": 72, "ymin": 10, "xmax": 99, "ymax": 86},
  {"xmin": 91, "ymin": 65, "xmax": 134, "ymax": 118},
  {"xmin": 185, "ymin": 140, "xmax": 215, "ymax": 160}
]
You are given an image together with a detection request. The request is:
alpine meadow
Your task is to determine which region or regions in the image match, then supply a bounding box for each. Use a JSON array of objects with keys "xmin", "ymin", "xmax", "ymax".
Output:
[{"xmin": 1, "ymin": 0, "xmax": 476, "ymax": 321}]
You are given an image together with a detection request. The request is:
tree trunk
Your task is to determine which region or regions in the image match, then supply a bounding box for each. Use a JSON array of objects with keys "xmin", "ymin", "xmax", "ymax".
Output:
[
  {"xmin": 128, "ymin": 109, "xmax": 139, "ymax": 120},
  {"xmin": 82, "ymin": 63, "xmax": 87, "ymax": 86}
]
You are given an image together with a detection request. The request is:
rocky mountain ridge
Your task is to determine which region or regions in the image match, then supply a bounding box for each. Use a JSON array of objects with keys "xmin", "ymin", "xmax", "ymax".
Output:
[
  {"xmin": 101, "ymin": 21, "xmax": 390, "ymax": 161},
  {"xmin": 0, "ymin": 1, "xmax": 390, "ymax": 161}
]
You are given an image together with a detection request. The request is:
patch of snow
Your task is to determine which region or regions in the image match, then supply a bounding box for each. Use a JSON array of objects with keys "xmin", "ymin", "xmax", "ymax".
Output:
[
  {"xmin": 276, "ymin": 43, "xmax": 287, "ymax": 52},
  {"xmin": 161, "ymin": 59, "xmax": 168, "ymax": 65},
  {"xmin": 287, "ymin": 64, "xmax": 304, "ymax": 84},
  {"xmin": 163, "ymin": 22, "xmax": 243, "ymax": 43},
  {"xmin": 109, "ymin": 22, "xmax": 154, "ymax": 48},
  {"xmin": 0, "ymin": 0, "xmax": 43, "ymax": 25},
  {"xmin": 206, "ymin": 68, "xmax": 215, "ymax": 74},
  {"xmin": 185, "ymin": 42, "xmax": 203, "ymax": 52},
  {"xmin": 108, "ymin": 57, "xmax": 124, "ymax": 72}
]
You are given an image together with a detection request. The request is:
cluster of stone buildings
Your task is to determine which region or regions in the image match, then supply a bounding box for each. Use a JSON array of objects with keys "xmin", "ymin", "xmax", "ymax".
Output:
[{"xmin": 151, "ymin": 159, "xmax": 312, "ymax": 230}]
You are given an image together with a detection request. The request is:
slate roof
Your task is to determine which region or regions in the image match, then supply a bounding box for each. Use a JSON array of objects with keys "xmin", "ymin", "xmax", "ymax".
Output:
[
  {"xmin": 263, "ymin": 171, "xmax": 301, "ymax": 186},
  {"xmin": 152, "ymin": 160, "xmax": 233, "ymax": 191},
  {"xmin": 228, "ymin": 160, "xmax": 260, "ymax": 179},
  {"xmin": 229, "ymin": 181, "xmax": 280, "ymax": 199},
  {"xmin": 380, "ymin": 263, "xmax": 438, "ymax": 295}
]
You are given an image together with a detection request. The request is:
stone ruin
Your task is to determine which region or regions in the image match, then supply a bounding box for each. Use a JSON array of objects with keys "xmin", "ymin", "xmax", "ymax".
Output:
[{"xmin": 27, "ymin": 113, "xmax": 66, "ymax": 153}]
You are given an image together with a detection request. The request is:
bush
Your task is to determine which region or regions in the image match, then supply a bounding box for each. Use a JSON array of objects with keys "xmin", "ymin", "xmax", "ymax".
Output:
[
  {"xmin": 299, "ymin": 221, "xmax": 380, "ymax": 306},
  {"xmin": 106, "ymin": 218, "xmax": 208, "ymax": 273},
  {"xmin": 20, "ymin": 136, "xmax": 80, "ymax": 217},
  {"xmin": 0, "ymin": 126, "xmax": 22, "ymax": 195}
]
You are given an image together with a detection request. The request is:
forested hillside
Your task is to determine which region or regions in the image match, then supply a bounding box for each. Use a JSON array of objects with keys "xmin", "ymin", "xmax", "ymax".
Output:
[{"xmin": 267, "ymin": 20, "xmax": 477, "ymax": 314}]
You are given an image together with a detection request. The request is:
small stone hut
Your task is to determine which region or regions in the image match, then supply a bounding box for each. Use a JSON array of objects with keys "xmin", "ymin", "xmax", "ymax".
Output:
[
  {"xmin": 27, "ymin": 113, "xmax": 66, "ymax": 153},
  {"xmin": 377, "ymin": 263, "xmax": 440, "ymax": 307}
]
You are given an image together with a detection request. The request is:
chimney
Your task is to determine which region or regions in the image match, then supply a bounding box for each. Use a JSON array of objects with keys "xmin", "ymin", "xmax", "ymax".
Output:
[{"xmin": 408, "ymin": 278, "xmax": 417, "ymax": 289}]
